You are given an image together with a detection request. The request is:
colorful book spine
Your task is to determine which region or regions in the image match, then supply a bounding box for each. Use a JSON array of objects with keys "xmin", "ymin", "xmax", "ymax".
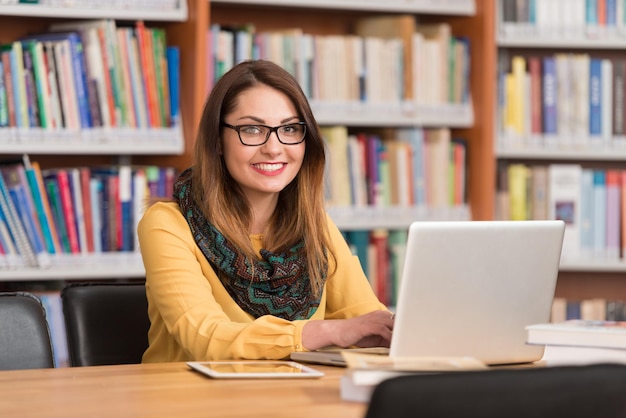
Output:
[
  {"xmin": 542, "ymin": 56, "xmax": 558, "ymax": 135},
  {"xmin": 53, "ymin": 169, "xmax": 81, "ymax": 254},
  {"xmin": 589, "ymin": 58, "xmax": 603, "ymax": 136},
  {"xmin": 0, "ymin": 168, "xmax": 37, "ymax": 266},
  {"xmin": 166, "ymin": 45, "xmax": 180, "ymax": 126},
  {"xmin": 45, "ymin": 175, "xmax": 71, "ymax": 254}
]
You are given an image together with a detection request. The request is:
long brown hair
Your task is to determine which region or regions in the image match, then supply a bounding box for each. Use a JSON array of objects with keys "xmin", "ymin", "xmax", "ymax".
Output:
[{"xmin": 193, "ymin": 60, "xmax": 334, "ymax": 296}]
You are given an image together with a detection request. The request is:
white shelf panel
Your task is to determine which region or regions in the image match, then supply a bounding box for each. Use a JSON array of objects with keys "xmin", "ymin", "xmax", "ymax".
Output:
[
  {"xmin": 498, "ymin": 26, "xmax": 626, "ymax": 49},
  {"xmin": 0, "ymin": 126, "xmax": 185, "ymax": 155},
  {"xmin": 312, "ymin": 102, "xmax": 473, "ymax": 128},
  {"xmin": 328, "ymin": 205, "xmax": 471, "ymax": 230},
  {"xmin": 0, "ymin": 2, "xmax": 188, "ymax": 21},
  {"xmin": 211, "ymin": 0, "xmax": 475, "ymax": 15},
  {"xmin": 496, "ymin": 144, "xmax": 626, "ymax": 161},
  {"xmin": 0, "ymin": 253, "xmax": 145, "ymax": 282},
  {"xmin": 560, "ymin": 259, "xmax": 626, "ymax": 273}
]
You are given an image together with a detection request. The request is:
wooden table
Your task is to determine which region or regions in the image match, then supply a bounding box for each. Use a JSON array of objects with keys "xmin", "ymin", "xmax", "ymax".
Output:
[{"xmin": 0, "ymin": 362, "xmax": 366, "ymax": 418}]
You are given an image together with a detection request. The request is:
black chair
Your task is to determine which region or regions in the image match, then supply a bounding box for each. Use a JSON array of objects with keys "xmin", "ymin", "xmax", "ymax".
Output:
[
  {"xmin": 0, "ymin": 292, "xmax": 55, "ymax": 370},
  {"xmin": 365, "ymin": 363, "xmax": 626, "ymax": 418},
  {"xmin": 61, "ymin": 282, "xmax": 150, "ymax": 367}
]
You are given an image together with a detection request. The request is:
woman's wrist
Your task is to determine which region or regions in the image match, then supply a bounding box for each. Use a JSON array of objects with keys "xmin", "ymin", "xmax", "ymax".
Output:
[{"xmin": 302, "ymin": 320, "xmax": 337, "ymax": 350}]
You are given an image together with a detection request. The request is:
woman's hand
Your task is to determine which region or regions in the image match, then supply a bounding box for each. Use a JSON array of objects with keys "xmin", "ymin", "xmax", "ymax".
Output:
[{"xmin": 302, "ymin": 310, "xmax": 394, "ymax": 351}]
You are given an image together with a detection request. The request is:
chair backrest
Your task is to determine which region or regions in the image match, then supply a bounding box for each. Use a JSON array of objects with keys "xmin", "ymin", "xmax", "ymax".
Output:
[
  {"xmin": 365, "ymin": 364, "xmax": 626, "ymax": 418},
  {"xmin": 61, "ymin": 282, "xmax": 150, "ymax": 367},
  {"xmin": 0, "ymin": 292, "xmax": 55, "ymax": 370}
]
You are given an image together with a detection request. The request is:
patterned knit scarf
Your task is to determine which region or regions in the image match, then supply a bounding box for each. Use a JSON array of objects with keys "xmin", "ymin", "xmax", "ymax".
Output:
[{"xmin": 173, "ymin": 168, "xmax": 325, "ymax": 320}]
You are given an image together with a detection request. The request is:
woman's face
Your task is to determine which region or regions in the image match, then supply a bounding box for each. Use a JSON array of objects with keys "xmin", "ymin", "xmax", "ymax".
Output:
[{"xmin": 221, "ymin": 84, "xmax": 306, "ymax": 203}]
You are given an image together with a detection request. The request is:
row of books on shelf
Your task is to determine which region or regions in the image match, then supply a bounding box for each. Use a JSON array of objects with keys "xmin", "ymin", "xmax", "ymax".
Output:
[
  {"xmin": 0, "ymin": 0, "xmax": 181, "ymax": 10},
  {"xmin": 497, "ymin": 163, "xmax": 626, "ymax": 261},
  {"xmin": 343, "ymin": 229, "xmax": 408, "ymax": 308},
  {"xmin": 323, "ymin": 127, "xmax": 467, "ymax": 210},
  {"xmin": 0, "ymin": 155, "xmax": 176, "ymax": 269},
  {"xmin": 208, "ymin": 17, "xmax": 470, "ymax": 107},
  {"xmin": 0, "ymin": 18, "xmax": 180, "ymax": 134},
  {"xmin": 498, "ymin": 53, "xmax": 626, "ymax": 149},
  {"xmin": 500, "ymin": 0, "xmax": 626, "ymax": 36},
  {"xmin": 552, "ymin": 297, "xmax": 626, "ymax": 322}
]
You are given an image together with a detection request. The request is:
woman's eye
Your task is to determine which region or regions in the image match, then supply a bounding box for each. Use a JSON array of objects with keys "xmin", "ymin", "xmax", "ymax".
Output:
[{"xmin": 242, "ymin": 126, "xmax": 263, "ymax": 135}]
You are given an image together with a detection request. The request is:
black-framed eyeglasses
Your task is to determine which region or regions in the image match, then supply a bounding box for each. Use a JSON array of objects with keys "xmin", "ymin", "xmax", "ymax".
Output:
[{"xmin": 222, "ymin": 122, "xmax": 307, "ymax": 146}]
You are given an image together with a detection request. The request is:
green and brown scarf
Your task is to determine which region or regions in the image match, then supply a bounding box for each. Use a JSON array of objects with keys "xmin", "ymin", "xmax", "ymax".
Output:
[{"xmin": 173, "ymin": 168, "xmax": 325, "ymax": 320}]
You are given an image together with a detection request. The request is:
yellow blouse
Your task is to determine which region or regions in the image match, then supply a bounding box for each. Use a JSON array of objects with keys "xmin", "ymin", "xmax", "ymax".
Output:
[{"xmin": 138, "ymin": 201, "xmax": 386, "ymax": 362}]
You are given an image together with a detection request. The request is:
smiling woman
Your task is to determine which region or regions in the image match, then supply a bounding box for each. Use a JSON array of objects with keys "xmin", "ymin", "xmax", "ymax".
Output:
[{"xmin": 137, "ymin": 60, "xmax": 393, "ymax": 363}]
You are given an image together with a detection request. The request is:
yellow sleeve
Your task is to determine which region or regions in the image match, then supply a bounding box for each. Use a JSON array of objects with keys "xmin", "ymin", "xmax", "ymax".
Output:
[
  {"xmin": 139, "ymin": 203, "xmax": 386, "ymax": 362},
  {"xmin": 322, "ymin": 214, "xmax": 388, "ymax": 319},
  {"xmin": 139, "ymin": 202, "xmax": 307, "ymax": 362}
]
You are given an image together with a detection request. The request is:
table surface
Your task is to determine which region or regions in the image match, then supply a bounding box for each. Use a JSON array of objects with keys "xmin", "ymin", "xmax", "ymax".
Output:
[{"xmin": 0, "ymin": 362, "xmax": 366, "ymax": 418}]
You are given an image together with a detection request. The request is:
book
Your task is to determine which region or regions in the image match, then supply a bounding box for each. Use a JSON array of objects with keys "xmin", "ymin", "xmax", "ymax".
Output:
[
  {"xmin": 1, "ymin": 162, "xmax": 51, "ymax": 267},
  {"xmin": 605, "ymin": 170, "xmax": 620, "ymax": 259},
  {"xmin": 353, "ymin": 15, "xmax": 416, "ymax": 101},
  {"xmin": 592, "ymin": 169, "xmax": 606, "ymax": 258},
  {"xmin": 21, "ymin": 31, "xmax": 93, "ymax": 129},
  {"xmin": 579, "ymin": 168, "xmax": 595, "ymax": 258},
  {"xmin": 340, "ymin": 351, "xmax": 486, "ymax": 403},
  {"xmin": 548, "ymin": 164, "xmax": 582, "ymax": 259},
  {"xmin": 542, "ymin": 56, "xmax": 558, "ymax": 136},
  {"xmin": 69, "ymin": 167, "xmax": 88, "ymax": 254},
  {"xmin": 0, "ymin": 163, "xmax": 38, "ymax": 267},
  {"xmin": 527, "ymin": 320, "xmax": 626, "ymax": 350},
  {"xmin": 507, "ymin": 163, "xmax": 530, "ymax": 220}
]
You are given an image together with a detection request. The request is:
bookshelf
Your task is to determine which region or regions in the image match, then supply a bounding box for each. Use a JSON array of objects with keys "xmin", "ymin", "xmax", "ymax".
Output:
[
  {"xmin": 206, "ymin": 0, "xmax": 495, "ymax": 226},
  {"xmin": 0, "ymin": 0, "xmax": 498, "ymax": 283},
  {"xmin": 495, "ymin": 0, "xmax": 626, "ymax": 301},
  {"xmin": 0, "ymin": 1, "xmax": 190, "ymax": 282}
]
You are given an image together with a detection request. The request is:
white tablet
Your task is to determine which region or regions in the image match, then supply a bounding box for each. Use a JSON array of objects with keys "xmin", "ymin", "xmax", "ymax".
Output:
[{"xmin": 186, "ymin": 360, "xmax": 324, "ymax": 379}]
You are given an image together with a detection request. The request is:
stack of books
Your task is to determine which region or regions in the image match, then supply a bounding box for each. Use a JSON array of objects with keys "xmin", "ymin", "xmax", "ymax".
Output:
[{"xmin": 526, "ymin": 320, "xmax": 626, "ymax": 366}]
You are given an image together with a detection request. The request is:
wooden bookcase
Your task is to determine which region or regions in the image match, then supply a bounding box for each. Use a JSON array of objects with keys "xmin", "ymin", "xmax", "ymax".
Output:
[
  {"xmin": 199, "ymin": 0, "xmax": 497, "ymax": 224},
  {"xmin": 494, "ymin": 0, "xmax": 626, "ymax": 302},
  {"xmin": 0, "ymin": 0, "xmax": 498, "ymax": 283},
  {"xmin": 0, "ymin": 2, "xmax": 189, "ymax": 282}
]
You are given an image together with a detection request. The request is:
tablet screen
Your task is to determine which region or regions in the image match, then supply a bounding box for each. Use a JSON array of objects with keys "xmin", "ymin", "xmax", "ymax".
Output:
[{"xmin": 187, "ymin": 361, "xmax": 324, "ymax": 379}]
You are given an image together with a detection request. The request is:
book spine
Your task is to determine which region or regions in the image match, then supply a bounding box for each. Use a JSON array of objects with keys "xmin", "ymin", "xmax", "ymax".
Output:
[
  {"xmin": 542, "ymin": 56, "xmax": 558, "ymax": 135},
  {"xmin": 11, "ymin": 42, "xmax": 28, "ymax": 128},
  {"xmin": 21, "ymin": 46, "xmax": 40, "ymax": 127},
  {"xmin": 69, "ymin": 168, "xmax": 88, "ymax": 254},
  {"xmin": 590, "ymin": 58, "xmax": 603, "ymax": 137},
  {"xmin": 0, "ymin": 58, "xmax": 7, "ymax": 127},
  {"xmin": 55, "ymin": 169, "xmax": 80, "ymax": 254},
  {"xmin": 45, "ymin": 176, "xmax": 71, "ymax": 253},
  {"xmin": 1, "ymin": 50, "xmax": 17, "ymax": 128},
  {"xmin": 166, "ymin": 46, "xmax": 180, "ymax": 127},
  {"xmin": 23, "ymin": 158, "xmax": 56, "ymax": 254},
  {"xmin": 80, "ymin": 167, "xmax": 94, "ymax": 253},
  {"xmin": 592, "ymin": 169, "xmax": 607, "ymax": 258},
  {"xmin": 119, "ymin": 165, "xmax": 132, "ymax": 252},
  {"xmin": 0, "ymin": 171, "xmax": 37, "ymax": 266},
  {"xmin": 8, "ymin": 184, "xmax": 50, "ymax": 266},
  {"xmin": 67, "ymin": 33, "xmax": 93, "ymax": 128}
]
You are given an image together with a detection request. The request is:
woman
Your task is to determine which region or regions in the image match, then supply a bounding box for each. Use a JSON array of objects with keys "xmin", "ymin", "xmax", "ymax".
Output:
[{"xmin": 138, "ymin": 60, "xmax": 393, "ymax": 362}]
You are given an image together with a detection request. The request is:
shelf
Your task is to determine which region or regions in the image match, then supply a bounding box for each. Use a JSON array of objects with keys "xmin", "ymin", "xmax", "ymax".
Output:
[
  {"xmin": 0, "ymin": 126, "xmax": 185, "ymax": 155},
  {"xmin": 498, "ymin": 33, "xmax": 626, "ymax": 49},
  {"xmin": 0, "ymin": 2, "xmax": 188, "ymax": 21},
  {"xmin": 210, "ymin": 0, "xmax": 476, "ymax": 15},
  {"xmin": 496, "ymin": 141, "xmax": 626, "ymax": 161},
  {"xmin": 328, "ymin": 205, "xmax": 471, "ymax": 230},
  {"xmin": 312, "ymin": 102, "xmax": 474, "ymax": 128},
  {"xmin": 560, "ymin": 259, "xmax": 626, "ymax": 273},
  {"xmin": 0, "ymin": 253, "xmax": 145, "ymax": 282}
]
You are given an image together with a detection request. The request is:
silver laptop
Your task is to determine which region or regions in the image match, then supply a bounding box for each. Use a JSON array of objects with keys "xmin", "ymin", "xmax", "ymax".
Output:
[{"xmin": 291, "ymin": 220, "xmax": 565, "ymax": 366}]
